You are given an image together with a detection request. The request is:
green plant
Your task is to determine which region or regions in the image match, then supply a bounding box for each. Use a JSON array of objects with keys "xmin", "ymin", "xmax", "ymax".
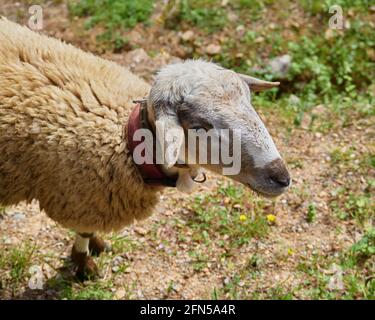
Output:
[
  {"xmin": 69, "ymin": 0, "xmax": 154, "ymax": 48},
  {"xmin": 0, "ymin": 243, "xmax": 36, "ymax": 295},
  {"xmin": 306, "ymin": 203, "xmax": 317, "ymax": 223},
  {"xmin": 350, "ymin": 228, "xmax": 375, "ymax": 263},
  {"xmin": 188, "ymin": 183, "xmax": 269, "ymax": 249}
]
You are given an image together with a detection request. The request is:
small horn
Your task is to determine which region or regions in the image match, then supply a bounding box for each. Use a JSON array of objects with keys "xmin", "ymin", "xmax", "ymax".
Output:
[{"xmin": 238, "ymin": 74, "xmax": 280, "ymax": 92}]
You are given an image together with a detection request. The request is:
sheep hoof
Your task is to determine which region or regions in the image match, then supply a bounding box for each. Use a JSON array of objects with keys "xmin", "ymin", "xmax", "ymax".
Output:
[
  {"xmin": 89, "ymin": 235, "xmax": 111, "ymax": 256},
  {"xmin": 71, "ymin": 247, "xmax": 99, "ymax": 281}
]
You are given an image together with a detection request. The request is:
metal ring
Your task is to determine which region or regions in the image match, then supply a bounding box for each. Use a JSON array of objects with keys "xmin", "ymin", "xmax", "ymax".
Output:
[{"xmin": 193, "ymin": 172, "xmax": 206, "ymax": 183}]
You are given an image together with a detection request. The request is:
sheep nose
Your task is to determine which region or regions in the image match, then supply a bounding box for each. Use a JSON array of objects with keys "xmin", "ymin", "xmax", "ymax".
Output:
[
  {"xmin": 270, "ymin": 174, "xmax": 290, "ymax": 187},
  {"xmin": 265, "ymin": 158, "xmax": 291, "ymax": 188}
]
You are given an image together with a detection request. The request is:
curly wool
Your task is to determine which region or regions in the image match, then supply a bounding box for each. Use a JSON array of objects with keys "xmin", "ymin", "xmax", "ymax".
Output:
[{"xmin": 0, "ymin": 18, "xmax": 160, "ymax": 233}]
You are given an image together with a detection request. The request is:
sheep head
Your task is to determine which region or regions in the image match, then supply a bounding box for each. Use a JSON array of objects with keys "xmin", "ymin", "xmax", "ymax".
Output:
[{"xmin": 147, "ymin": 60, "xmax": 290, "ymax": 196}]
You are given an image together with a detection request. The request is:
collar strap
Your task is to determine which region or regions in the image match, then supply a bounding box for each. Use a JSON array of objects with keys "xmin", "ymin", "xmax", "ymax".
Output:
[{"xmin": 127, "ymin": 101, "xmax": 178, "ymax": 188}]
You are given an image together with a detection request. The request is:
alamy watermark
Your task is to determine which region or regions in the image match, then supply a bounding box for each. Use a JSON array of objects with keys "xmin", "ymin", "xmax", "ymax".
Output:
[
  {"xmin": 28, "ymin": 265, "xmax": 44, "ymax": 290},
  {"xmin": 132, "ymin": 127, "xmax": 242, "ymax": 176},
  {"xmin": 329, "ymin": 5, "xmax": 344, "ymax": 29},
  {"xmin": 28, "ymin": 5, "xmax": 43, "ymax": 30}
]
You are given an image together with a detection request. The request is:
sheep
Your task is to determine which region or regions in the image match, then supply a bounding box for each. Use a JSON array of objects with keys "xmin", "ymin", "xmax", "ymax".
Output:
[{"xmin": 0, "ymin": 18, "xmax": 290, "ymax": 279}]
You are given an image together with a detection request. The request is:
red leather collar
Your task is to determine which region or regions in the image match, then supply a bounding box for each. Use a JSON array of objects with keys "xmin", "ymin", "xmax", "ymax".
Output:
[{"xmin": 127, "ymin": 102, "xmax": 178, "ymax": 187}]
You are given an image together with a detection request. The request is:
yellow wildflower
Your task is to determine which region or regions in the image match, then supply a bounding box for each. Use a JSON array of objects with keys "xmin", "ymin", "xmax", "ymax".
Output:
[
  {"xmin": 239, "ymin": 214, "xmax": 247, "ymax": 222},
  {"xmin": 266, "ymin": 214, "xmax": 276, "ymax": 224},
  {"xmin": 287, "ymin": 248, "xmax": 294, "ymax": 256}
]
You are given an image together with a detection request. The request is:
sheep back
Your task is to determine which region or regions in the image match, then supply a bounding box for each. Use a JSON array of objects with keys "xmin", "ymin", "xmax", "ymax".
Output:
[{"xmin": 0, "ymin": 18, "xmax": 160, "ymax": 233}]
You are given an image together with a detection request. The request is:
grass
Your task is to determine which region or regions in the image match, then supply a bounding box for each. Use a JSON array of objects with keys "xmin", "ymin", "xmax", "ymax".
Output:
[
  {"xmin": 61, "ymin": 281, "xmax": 115, "ymax": 299},
  {"xmin": 69, "ymin": 0, "xmax": 154, "ymax": 29},
  {"xmin": 297, "ymin": 229, "xmax": 375, "ymax": 299},
  {"xmin": 69, "ymin": 0, "xmax": 154, "ymax": 49},
  {"xmin": 214, "ymin": 228, "xmax": 374, "ymax": 299},
  {"xmin": 0, "ymin": 243, "xmax": 37, "ymax": 296},
  {"xmin": 187, "ymin": 182, "xmax": 270, "ymax": 250},
  {"xmin": 306, "ymin": 203, "xmax": 317, "ymax": 223}
]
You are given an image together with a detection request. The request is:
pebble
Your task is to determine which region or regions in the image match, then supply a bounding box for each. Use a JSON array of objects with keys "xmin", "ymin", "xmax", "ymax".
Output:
[
  {"xmin": 289, "ymin": 94, "xmax": 300, "ymax": 105},
  {"xmin": 181, "ymin": 30, "xmax": 194, "ymax": 42},
  {"xmin": 115, "ymin": 288, "xmax": 126, "ymax": 299},
  {"xmin": 134, "ymin": 226, "xmax": 148, "ymax": 236},
  {"xmin": 113, "ymin": 256, "xmax": 124, "ymax": 266},
  {"xmin": 205, "ymin": 44, "xmax": 221, "ymax": 55},
  {"xmin": 268, "ymin": 54, "xmax": 291, "ymax": 76},
  {"xmin": 12, "ymin": 212, "xmax": 26, "ymax": 220}
]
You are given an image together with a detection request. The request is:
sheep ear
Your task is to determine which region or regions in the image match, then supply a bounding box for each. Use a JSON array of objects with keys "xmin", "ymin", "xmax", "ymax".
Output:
[
  {"xmin": 155, "ymin": 115, "xmax": 184, "ymax": 168},
  {"xmin": 238, "ymin": 73, "xmax": 280, "ymax": 92}
]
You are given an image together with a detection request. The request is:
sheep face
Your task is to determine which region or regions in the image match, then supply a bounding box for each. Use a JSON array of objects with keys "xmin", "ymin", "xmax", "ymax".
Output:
[{"xmin": 148, "ymin": 60, "xmax": 290, "ymax": 197}]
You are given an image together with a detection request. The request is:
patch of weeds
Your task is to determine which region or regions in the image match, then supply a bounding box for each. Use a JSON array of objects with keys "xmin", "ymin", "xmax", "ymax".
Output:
[
  {"xmin": 109, "ymin": 234, "xmax": 139, "ymax": 253},
  {"xmin": 297, "ymin": 230, "xmax": 375, "ymax": 299},
  {"xmin": 301, "ymin": 0, "xmax": 373, "ymax": 14},
  {"xmin": 349, "ymin": 228, "xmax": 375, "ymax": 265},
  {"xmin": 330, "ymin": 147, "xmax": 356, "ymax": 166},
  {"xmin": 329, "ymin": 147, "xmax": 373, "ymax": 175},
  {"xmin": 164, "ymin": 0, "xmax": 276, "ymax": 34},
  {"xmin": 69, "ymin": 0, "xmax": 154, "ymax": 48},
  {"xmin": 0, "ymin": 242, "xmax": 36, "ymax": 295},
  {"xmin": 218, "ymin": 274, "xmax": 242, "ymax": 299},
  {"xmin": 60, "ymin": 280, "xmax": 115, "ymax": 300},
  {"xmin": 188, "ymin": 250, "xmax": 210, "ymax": 272},
  {"xmin": 247, "ymin": 254, "xmax": 263, "ymax": 271},
  {"xmin": 306, "ymin": 203, "xmax": 317, "ymax": 223},
  {"xmin": 330, "ymin": 185, "xmax": 374, "ymax": 227},
  {"xmin": 177, "ymin": 0, "xmax": 228, "ymax": 33},
  {"xmin": 263, "ymin": 285, "xmax": 294, "ymax": 300},
  {"xmin": 188, "ymin": 182, "xmax": 269, "ymax": 249},
  {"xmin": 286, "ymin": 19, "xmax": 374, "ymax": 100}
]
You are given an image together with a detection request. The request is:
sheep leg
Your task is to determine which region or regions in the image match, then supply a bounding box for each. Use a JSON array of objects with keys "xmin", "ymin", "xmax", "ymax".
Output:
[
  {"xmin": 71, "ymin": 233, "xmax": 99, "ymax": 280},
  {"xmin": 88, "ymin": 233, "xmax": 111, "ymax": 256}
]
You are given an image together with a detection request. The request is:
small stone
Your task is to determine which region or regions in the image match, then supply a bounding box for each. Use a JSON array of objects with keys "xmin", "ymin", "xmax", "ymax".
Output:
[
  {"xmin": 163, "ymin": 210, "xmax": 173, "ymax": 216},
  {"xmin": 289, "ymin": 94, "xmax": 300, "ymax": 105},
  {"xmin": 134, "ymin": 227, "xmax": 148, "ymax": 236},
  {"xmin": 269, "ymin": 23, "xmax": 276, "ymax": 29},
  {"xmin": 227, "ymin": 12, "xmax": 238, "ymax": 22},
  {"xmin": 181, "ymin": 30, "xmax": 194, "ymax": 42},
  {"xmin": 268, "ymin": 54, "xmax": 291, "ymax": 76},
  {"xmin": 254, "ymin": 36, "xmax": 264, "ymax": 43},
  {"xmin": 315, "ymin": 132, "xmax": 322, "ymax": 139},
  {"xmin": 113, "ymin": 256, "xmax": 124, "ymax": 265},
  {"xmin": 236, "ymin": 25, "xmax": 245, "ymax": 33},
  {"xmin": 205, "ymin": 44, "xmax": 221, "ymax": 56},
  {"xmin": 137, "ymin": 290, "xmax": 144, "ymax": 299},
  {"xmin": 12, "ymin": 212, "xmax": 26, "ymax": 220},
  {"xmin": 115, "ymin": 288, "xmax": 126, "ymax": 299},
  {"xmin": 112, "ymin": 266, "xmax": 119, "ymax": 273}
]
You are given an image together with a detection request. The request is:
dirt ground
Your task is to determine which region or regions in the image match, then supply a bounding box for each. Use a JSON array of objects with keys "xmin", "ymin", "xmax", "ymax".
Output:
[{"xmin": 0, "ymin": 1, "xmax": 373, "ymax": 299}]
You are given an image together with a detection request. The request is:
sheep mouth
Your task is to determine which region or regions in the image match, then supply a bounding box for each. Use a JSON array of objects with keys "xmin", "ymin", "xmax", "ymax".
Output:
[{"xmin": 245, "ymin": 183, "xmax": 285, "ymax": 198}]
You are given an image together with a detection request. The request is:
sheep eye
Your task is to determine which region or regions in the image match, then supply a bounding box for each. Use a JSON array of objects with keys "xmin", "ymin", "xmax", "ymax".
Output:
[{"xmin": 190, "ymin": 126, "xmax": 209, "ymax": 131}]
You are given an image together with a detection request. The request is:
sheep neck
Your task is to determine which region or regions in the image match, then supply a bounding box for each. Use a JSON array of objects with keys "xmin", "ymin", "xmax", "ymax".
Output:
[{"xmin": 127, "ymin": 101, "xmax": 178, "ymax": 188}]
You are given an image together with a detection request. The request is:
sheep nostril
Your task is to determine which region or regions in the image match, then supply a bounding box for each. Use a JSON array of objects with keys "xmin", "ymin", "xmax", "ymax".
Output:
[{"xmin": 270, "ymin": 175, "xmax": 290, "ymax": 188}]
